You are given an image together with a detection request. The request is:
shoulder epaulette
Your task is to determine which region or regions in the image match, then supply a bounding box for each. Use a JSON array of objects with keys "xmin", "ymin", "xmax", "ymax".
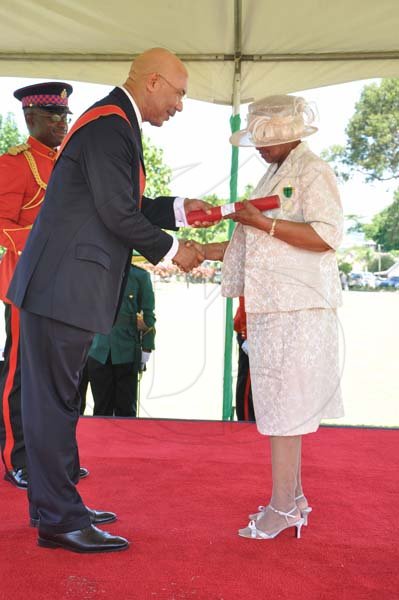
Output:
[{"xmin": 7, "ymin": 143, "xmax": 31, "ymax": 156}]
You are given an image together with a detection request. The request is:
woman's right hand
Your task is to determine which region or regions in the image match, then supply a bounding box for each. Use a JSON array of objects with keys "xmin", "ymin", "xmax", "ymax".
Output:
[
  {"xmin": 208, "ymin": 242, "xmax": 229, "ymax": 261},
  {"xmin": 228, "ymin": 201, "xmax": 266, "ymax": 229},
  {"xmin": 186, "ymin": 241, "xmax": 228, "ymax": 262}
]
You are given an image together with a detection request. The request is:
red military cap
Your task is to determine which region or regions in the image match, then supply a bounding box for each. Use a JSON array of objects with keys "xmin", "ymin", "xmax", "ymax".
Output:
[{"xmin": 14, "ymin": 81, "xmax": 73, "ymax": 113}]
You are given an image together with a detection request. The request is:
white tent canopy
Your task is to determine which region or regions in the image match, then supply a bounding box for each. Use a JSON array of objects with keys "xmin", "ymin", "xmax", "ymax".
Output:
[{"xmin": 0, "ymin": 0, "xmax": 398, "ymax": 105}]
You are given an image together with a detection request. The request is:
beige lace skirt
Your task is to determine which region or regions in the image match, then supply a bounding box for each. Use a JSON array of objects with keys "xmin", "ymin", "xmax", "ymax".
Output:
[{"xmin": 247, "ymin": 308, "xmax": 344, "ymax": 436}]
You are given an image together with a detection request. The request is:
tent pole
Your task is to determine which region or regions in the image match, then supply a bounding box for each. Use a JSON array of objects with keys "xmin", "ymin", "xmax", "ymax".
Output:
[{"xmin": 222, "ymin": 0, "xmax": 242, "ymax": 421}]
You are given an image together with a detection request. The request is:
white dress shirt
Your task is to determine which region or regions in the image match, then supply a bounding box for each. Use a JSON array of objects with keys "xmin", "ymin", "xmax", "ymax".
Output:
[{"xmin": 119, "ymin": 86, "xmax": 189, "ymax": 262}]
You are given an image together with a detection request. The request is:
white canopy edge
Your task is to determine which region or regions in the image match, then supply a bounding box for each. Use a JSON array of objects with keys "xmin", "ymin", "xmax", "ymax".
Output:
[{"xmin": 1, "ymin": 54, "xmax": 399, "ymax": 105}]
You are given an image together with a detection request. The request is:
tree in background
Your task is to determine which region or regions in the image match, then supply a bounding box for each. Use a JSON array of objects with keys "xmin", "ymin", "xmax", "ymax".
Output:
[
  {"xmin": 342, "ymin": 78, "xmax": 399, "ymax": 183},
  {"xmin": 337, "ymin": 245, "xmax": 397, "ymax": 273},
  {"xmin": 322, "ymin": 79, "xmax": 399, "ymax": 183},
  {"xmin": 367, "ymin": 253, "xmax": 396, "ymax": 273},
  {"xmin": 142, "ymin": 135, "xmax": 172, "ymax": 197},
  {"xmin": 322, "ymin": 79, "xmax": 399, "ymax": 251},
  {"xmin": 345, "ymin": 214, "xmax": 367, "ymax": 234},
  {"xmin": 338, "ymin": 261, "xmax": 352, "ymax": 275},
  {"xmin": 0, "ymin": 113, "xmax": 23, "ymax": 154},
  {"xmin": 363, "ymin": 190, "xmax": 399, "ymax": 251}
]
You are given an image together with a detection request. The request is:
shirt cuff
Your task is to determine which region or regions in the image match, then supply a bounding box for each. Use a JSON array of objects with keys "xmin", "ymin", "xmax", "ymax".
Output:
[
  {"xmin": 174, "ymin": 196, "xmax": 188, "ymax": 227},
  {"xmin": 162, "ymin": 235, "xmax": 179, "ymax": 262}
]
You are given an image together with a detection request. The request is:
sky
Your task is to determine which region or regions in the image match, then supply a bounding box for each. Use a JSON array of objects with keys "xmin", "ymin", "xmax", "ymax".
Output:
[{"xmin": 0, "ymin": 75, "xmax": 396, "ymax": 223}]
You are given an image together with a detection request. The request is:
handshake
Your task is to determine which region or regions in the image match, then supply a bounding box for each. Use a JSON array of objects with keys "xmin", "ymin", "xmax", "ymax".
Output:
[
  {"xmin": 172, "ymin": 240, "xmax": 228, "ymax": 272},
  {"xmin": 172, "ymin": 240, "xmax": 205, "ymax": 273}
]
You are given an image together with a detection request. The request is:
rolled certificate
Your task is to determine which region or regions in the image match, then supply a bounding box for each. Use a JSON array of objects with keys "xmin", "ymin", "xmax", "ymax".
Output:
[{"xmin": 187, "ymin": 195, "xmax": 280, "ymax": 225}]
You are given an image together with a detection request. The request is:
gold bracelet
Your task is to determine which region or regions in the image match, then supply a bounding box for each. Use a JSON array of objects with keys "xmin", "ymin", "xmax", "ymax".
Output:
[{"xmin": 269, "ymin": 218, "xmax": 277, "ymax": 237}]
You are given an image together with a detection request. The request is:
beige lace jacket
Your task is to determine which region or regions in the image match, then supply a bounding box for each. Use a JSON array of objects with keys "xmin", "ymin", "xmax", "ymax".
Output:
[{"xmin": 221, "ymin": 142, "xmax": 343, "ymax": 312}]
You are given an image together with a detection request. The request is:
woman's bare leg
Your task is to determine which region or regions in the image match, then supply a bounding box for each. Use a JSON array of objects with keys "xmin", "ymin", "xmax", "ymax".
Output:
[
  {"xmin": 255, "ymin": 435, "xmax": 302, "ymax": 534},
  {"xmin": 295, "ymin": 437, "xmax": 303, "ymax": 497}
]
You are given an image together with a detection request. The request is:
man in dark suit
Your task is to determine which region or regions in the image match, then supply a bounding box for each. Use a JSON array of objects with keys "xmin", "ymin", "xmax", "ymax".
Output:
[{"xmin": 7, "ymin": 47, "xmax": 207, "ymax": 554}]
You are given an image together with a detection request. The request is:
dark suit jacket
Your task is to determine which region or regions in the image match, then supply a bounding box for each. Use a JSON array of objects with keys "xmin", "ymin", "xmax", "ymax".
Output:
[{"xmin": 8, "ymin": 87, "xmax": 178, "ymax": 334}]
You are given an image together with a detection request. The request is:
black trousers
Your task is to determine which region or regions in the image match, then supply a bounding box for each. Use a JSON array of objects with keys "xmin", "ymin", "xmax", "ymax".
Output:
[
  {"xmin": 235, "ymin": 336, "xmax": 255, "ymax": 421},
  {"xmin": 88, "ymin": 355, "xmax": 139, "ymax": 417},
  {"xmin": 78, "ymin": 361, "xmax": 89, "ymax": 415},
  {"xmin": 0, "ymin": 303, "xmax": 24, "ymax": 472},
  {"xmin": 19, "ymin": 310, "xmax": 93, "ymax": 533}
]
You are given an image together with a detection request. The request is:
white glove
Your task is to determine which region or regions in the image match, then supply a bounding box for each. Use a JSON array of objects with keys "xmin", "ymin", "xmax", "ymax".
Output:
[
  {"xmin": 141, "ymin": 351, "xmax": 151, "ymax": 365},
  {"xmin": 241, "ymin": 340, "xmax": 249, "ymax": 355}
]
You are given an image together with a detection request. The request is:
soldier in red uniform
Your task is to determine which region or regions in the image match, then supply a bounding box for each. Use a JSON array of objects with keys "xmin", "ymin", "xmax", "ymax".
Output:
[
  {"xmin": 0, "ymin": 82, "xmax": 91, "ymax": 488},
  {"xmin": 234, "ymin": 296, "xmax": 255, "ymax": 421}
]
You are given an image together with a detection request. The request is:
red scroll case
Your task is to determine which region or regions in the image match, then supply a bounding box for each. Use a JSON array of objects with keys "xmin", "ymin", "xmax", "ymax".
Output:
[{"xmin": 187, "ymin": 195, "xmax": 280, "ymax": 225}]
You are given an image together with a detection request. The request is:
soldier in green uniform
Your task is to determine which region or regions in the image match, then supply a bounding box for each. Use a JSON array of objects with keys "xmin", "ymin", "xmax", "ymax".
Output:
[{"xmin": 87, "ymin": 263, "xmax": 155, "ymax": 417}]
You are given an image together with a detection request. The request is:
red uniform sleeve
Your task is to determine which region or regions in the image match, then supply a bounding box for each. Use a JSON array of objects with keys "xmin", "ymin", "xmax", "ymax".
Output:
[{"xmin": 0, "ymin": 155, "xmax": 31, "ymax": 252}]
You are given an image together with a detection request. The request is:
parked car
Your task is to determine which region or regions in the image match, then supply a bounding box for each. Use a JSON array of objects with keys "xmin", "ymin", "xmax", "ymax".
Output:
[
  {"xmin": 376, "ymin": 276, "xmax": 399, "ymax": 289},
  {"xmin": 348, "ymin": 272, "xmax": 376, "ymax": 289}
]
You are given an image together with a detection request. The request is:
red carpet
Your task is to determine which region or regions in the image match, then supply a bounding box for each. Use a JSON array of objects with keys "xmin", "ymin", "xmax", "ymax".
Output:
[{"xmin": 1, "ymin": 418, "xmax": 398, "ymax": 600}]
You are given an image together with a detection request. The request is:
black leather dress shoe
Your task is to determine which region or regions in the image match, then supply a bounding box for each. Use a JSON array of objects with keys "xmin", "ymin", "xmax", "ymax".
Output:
[
  {"xmin": 30, "ymin": 506, "xmax": 117, "ymax": 528},
  {"xmin": 4, "ymin": 468, "xmax": 28, "ymax": 489},
  {"xmin": 87, "ymin": 507, "xmax": 117, "ymax": 525},
  {"xmin": 79, "ymin": 467, "xmax": 89, "ymax": 479},
  {"xmin": 37, "ymin": 524, "xmax": 129, "ymax": 553},
  {"xmin": 4, "ymin": 466, "xmax": 89, "ymax": 490}
]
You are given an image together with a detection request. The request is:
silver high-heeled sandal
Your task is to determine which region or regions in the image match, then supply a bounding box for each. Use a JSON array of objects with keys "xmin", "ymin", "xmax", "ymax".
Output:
[
  {"xmin": 239, "ymin": 505, "xmax": 304, "ymax": 540},
  {"xmin": 248, "ymin": 494, "xmax": 312, "ymax": 526},
  {"xmin": 295, "ymin": 494, "xmax": 312, "ymax": 526}
]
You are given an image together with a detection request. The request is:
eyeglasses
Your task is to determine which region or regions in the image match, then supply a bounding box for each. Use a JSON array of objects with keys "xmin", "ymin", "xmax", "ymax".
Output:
[
  {"xmin": 157, "ymin": 73, "xmax": 186, "ymax": 101},
  {"xmin": 35, "ymin": 110, "xmax": 71, "ymax": 124}
]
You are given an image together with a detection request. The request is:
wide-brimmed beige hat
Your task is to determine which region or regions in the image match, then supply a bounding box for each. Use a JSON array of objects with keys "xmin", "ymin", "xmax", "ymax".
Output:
[{"xmin": 230, "ymin": 94, "xmax": 318, "ymax": 147}]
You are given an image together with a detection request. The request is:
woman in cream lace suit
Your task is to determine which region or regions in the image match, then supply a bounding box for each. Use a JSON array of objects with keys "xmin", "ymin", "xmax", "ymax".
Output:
[{"xmin": 202, "ymin": 95, "xmax": 344, "ymax": 540}]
